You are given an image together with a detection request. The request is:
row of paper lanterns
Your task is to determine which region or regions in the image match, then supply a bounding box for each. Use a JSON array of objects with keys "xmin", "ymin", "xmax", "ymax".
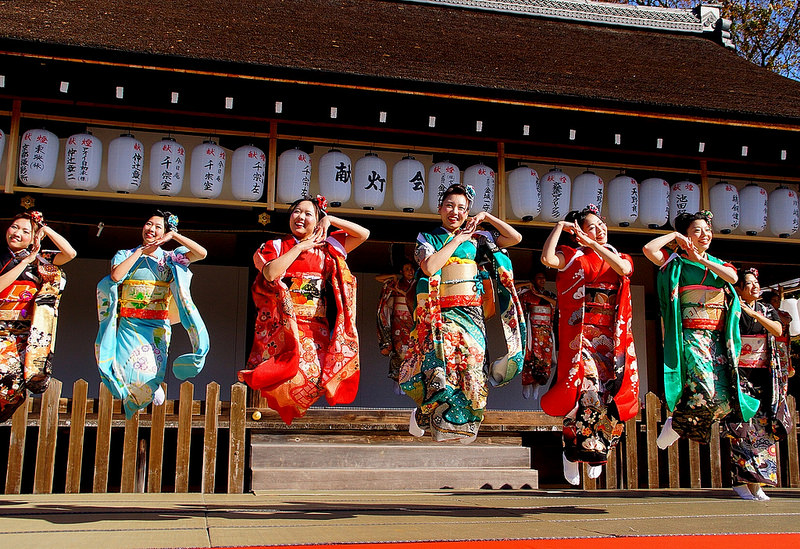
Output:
[{"xmin": 13, "ymin": 128, "xmax": 267, "ymax": 201}]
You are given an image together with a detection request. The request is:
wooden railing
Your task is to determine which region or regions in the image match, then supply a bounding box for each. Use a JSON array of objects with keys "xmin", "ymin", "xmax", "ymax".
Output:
[{"xmin": 1, "ymin": 381, "xmax": 798, "ymax": 493}]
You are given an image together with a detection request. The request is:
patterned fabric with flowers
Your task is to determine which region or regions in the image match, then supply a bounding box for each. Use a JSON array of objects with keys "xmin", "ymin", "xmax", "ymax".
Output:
[
  {"xmin": 518, "ymin": 287, "xmax": 556, "ymax": 387},
  {"xmin": 377, "ymin": 276, "xmax": 414, "ymax": 382}
]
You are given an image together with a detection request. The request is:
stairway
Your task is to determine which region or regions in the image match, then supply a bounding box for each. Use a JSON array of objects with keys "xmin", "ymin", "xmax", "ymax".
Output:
[{"xmin": 250, "ymin": 433, "xmax": 539, "ymax": 490}]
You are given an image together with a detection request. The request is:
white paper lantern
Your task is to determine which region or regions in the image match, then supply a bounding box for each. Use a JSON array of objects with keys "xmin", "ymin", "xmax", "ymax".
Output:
[
  {"xmin": 0, "ymin": 129, "xmax": 5, "ymax": 165},
  {"xmin": 231, "ymin": 145, "xmax": 266, "ymax": 201},
  {"xmin": 507, "ymin": 165, "xmax": 540, "ymax": 221},
  {"xmin": 464, "ymin": 163, "xmax": 495, "ymax": 214},
  {"xmin": 768, "ymin": 186, "xmax": 799, "ymax": 238},
  {"xmin": 64, "ymin": 132, "xmax": 102, "ymax": 190},
  {"xmin": 354, "ymin": 152, "xmax": 387, "ymax": 210},
  {"xmin": 669, "ymin": 180, "xmax": 700, "ymax": 227},
  {"xmin": 276, "ymin": 147, "xmax": 311, "ymax": 204},
  {"xmin": 571, "ymin": 171, "xmax": 604, "ymax": 214},
  {"xmin": 149, "ymin": 137, "xmax": 186, "ymax": 196},
  {"xmin": 392, "ymin": 155, "xmax": 425, "ymax": 213},
  {"xmin": 607, "ymin": 174, "xmax": 639, "ymax": 227},
  {"xmin": 107, "ymin": 133, "xmax": 144, "ymax": 193},
  {"xmin": 739, "ymin": 183, "xmax": 768, "ymax": 236},
  {"xmin": 540, "ymin": 168, "xmax": 572, "ymax": 222},
  {"xmin": 318, "ymin": 149, "xmax": 352, "ymax": 207},
  {"xmin": 708, "ymin": 182, "xmax": 740, "ymax": 234},
  {"xmin": 427, "ymin": 160, "xmax": 460, "ymax": 212},
  {"xmin": 781, "ymin": 298, "xmax": 800, "ymax": 337},
  {"xmin": 189, "ymin": 140, "xmax": 226, "ymax": 199},
  {"xmin": 640, "ymin": 178, "xmax": 670, "ymax": 228},
  {"xmin": 18, "ymin": 128, "xmax": 59, "ymax": 188}
]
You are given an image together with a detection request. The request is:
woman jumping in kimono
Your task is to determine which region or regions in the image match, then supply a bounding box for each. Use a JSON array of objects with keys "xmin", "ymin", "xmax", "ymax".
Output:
[
  {"xmin": 0, "ymin": 211, "xmax": 75, "ymax": 421},
  {"xmin": 726, "ymin": 267, "xmax": 792, "ymax": 500},
  {"xmin": 238, "ymin": 195, "xmax": 369, "ymax": 424},
  {"xmin": 376, "ymin": 260, "xmax": 416, "ymax": 395},
  {"xmin": 643, "ymin": 212, "xmax": 758, "ymax": 451},
  {"xmin": 516, "ymin": 271, "xmax": 557, "ymax": 400},
  {"xmin": 540, "ymin": 204, "xmax": 639, "ymax": 485},
  {"xmin": 96, "ymin": 211, "xmax": 209, "ymax": 418},
  {"xmin": 400, "ymin": 183, "xmax": 526, "ymax": 443}
]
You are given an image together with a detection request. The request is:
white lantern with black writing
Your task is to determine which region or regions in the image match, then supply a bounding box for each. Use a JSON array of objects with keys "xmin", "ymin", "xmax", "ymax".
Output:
[
  {"xmin": 639, "ymin": 178, "xmax": 670, "ymax": 228},
  {"xmin": 427, "ymin": 160, "xmax": 460, "ymax": 212},
  {"xmin": 608, "ymin": 174, "xmax": 639, "ymax": 227},
  {"xmin": 708, "ymin": 182, "xmax": 739, "ymax": 234},
  {"xmin": 18, "ymin": 128, "xmax": 59, "ymax": 188},
  {"xmin": 190, "ymin": 140, "xmax": 226, "ymax": 199},
  {"xmin": 669, "ymin": 180, "xmax": 700, "ymax": 227},
  {"xmin": 276, "ymin": 147, "xmax": 311, "ymax": 203},
  {"xmin": 107, "ymin": 133, "xmax": 144, "ymax": 193},
  {"xmin": 392, "ymin": 155, "xmax": 425, "ymax": 213},
  {"xmin": 768, "ymin": 186, "xmax": 799, "ymax": 238},
  {"xmin": 354, "ymin": 152, "xmax": 387, "ymax": 210},
  {"xmin": 231, "ymin": 144, "xmax": 266, "ymax": 201},
  {"xmin": 64, "ymin": 132, "xmax": 102, "ymax": 190},
  {"xmin": 149, "ymin": 137, "xmax": 186, "ymax": 196},
  {"xmin": 570, "ymin": 171, "xmax": 604, "ymax": 214},
  {"xmin": 318, "ymin": 149, "xmax": 352, "ymax": 207},
  {"xmin": 464, "ymin": 163, "xmax": 495, "ymax": 215},
  {"xmin": 781, "ymin": 298, "xmax": 800, "ymax": 337},
  {"xmin": 540, "ymin": 168, "xmax": 572, "ymax": 222},
  {"xmin": 507, "ymin": 165, "xmax": 540, "ymax": 221},
  {"xmin": 739, "ymin": 183, "xmax": 768, "ymax": 236}
]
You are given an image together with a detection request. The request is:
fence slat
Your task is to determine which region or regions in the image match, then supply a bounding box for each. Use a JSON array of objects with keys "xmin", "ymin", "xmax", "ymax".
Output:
[
  {"xmin": 5, "ymin": 396, "xmax": 30, "ymax": 494},
  {"xmin": 667, "ymin": 435, "xmax": 680, "ymax": 488},
  {"xmin": 137, "ymin": 439, "xmax": 147, "ymax": 493},
  {"xmin": 65, "ymin": 379, "xmax": 89, "ymax": 493},
  {"xmin": 688, "ymin": 440, "xmax": 701, "ymax": 488},
  {"xmin": 605, "ymin": 446, "xmax": 617, "ymax": 489},
  {"xmin": 645, "ymin": 392, "xmax": 660, "ymax": 489},
  {"xmin": 787, "ymin": 395, "xmax": 799, "ymax": 488},
  {"xmin": 147, "ymin": 384, "xmax": 167, "ymax": 493},
  {"xmin": 624, "ymin": 417, "xmax": 638, "ymax": 489},
  {"xmin": 202, "ymin": 382, "xmax": 220, "ymax": 494},
  {"xmin": 175, "ymin": 381, "xmax": 194, "ymax": 493},
  {"xmin": 93, "ymin": 383, "xmax": 113, "ymax": 493},
  {"xmin": 228, "ymin": 382, "xmax": 247, "ymax": 493},
  {"xmin": 582, "ymin": 463, "xmax": 596, "ymax": 490},
  {"xmin": 120, "ymin": 410, "xmax": 140, "ymax": 492},
  {"xmin": 710, "ymin": 423, "xmax": 722, "ymax": 488},
  {"xmin": 33, "ymin": 379, "xmax": 62, "ymax": 494}
]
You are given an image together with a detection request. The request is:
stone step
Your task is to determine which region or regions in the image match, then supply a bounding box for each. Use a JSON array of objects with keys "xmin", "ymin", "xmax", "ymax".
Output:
[
  {"xmin": 251, "ymin": 467, "xmax": 539, "ymax": 491},
  {"xmin": 250, "ymin": 442, "xmax": 531, "ymax": 469},
  {"xmin": 251, "ymin": 433, "xmax": 524, "ymax": 446}
]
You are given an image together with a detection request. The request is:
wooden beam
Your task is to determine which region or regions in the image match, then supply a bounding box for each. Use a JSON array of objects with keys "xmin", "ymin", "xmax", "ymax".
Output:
[{"xmin": 3, "ymin": 100, "xmax": 21, "ymax": 194}]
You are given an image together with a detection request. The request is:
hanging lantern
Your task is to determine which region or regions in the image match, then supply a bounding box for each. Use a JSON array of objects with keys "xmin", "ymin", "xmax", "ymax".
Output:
[
  {"xmin": 149, "ymin": 137, "xmax": 186, "ymax": 196},
  {"xmin": 18, "ymin": 128, "xmax": 59, "ymax": 188},
  {"xmin": 639, "ymin": 178, "xmax": 670, "ymax": 228},
  {"xmin": 464, "ymin": 163, "xmax": 495, "ymax": 214},
  {"xmin": 318, "ymin": 149, "xmax": 352, "ymax": 207},
  {"xmin": 427, "ymin": 160, "xmax": 460, "ymax": 212},
  {"xmin": 707, "ymin": 182, "xmax": 739, "ymax": 234},
  {"xmin": 669, "ymin": 180, "xmax": 700, "ymax": 227},
  {"xmin": 570, "ymin": 171, "xmax": 604, "ymax": 214},
  {"xmin": 607, "ymin": 174, "xmax": 639, "ymax": 227},
  {"xmin": 781, "ymin": 298, "xmax": 800, "ymax": 337},
  {"xmin": 231, "ymin": 144, "xmax": 266, "ymax": 201},
  {"xmin": 392, "ymin": 155, "xmax": 425, "ymax": 213},
  {"xmin": 276, "ymin": 147, "xmax": 311, "ymax": 204},
  {"xmin": 64, "ymin": 132, "xmax": 102, "ymax": 190},
  {"xmin": 739, "ymin": 183, "xmax": 768, "ymax": 236},
  {"xmin": 189, "ymin": 140, "xmax": 226, "ymax": 199},
  {"xmin": 354, "ymin": 152, "xmax": 387, "ymax": 210},
  {"xmin": 107, "ymin": 133, "xmax": 144, "ymax": 193},
  {"xmin": 768, "ymin": 186, "xmax": 799, "ymax": 238},
  {"xmin": 540, "ymin": 168, "xmax": 572, "ymax": 222},
  {"xmin": 507, "ymin": 165, "xmax": 540, "ymax": 221}
]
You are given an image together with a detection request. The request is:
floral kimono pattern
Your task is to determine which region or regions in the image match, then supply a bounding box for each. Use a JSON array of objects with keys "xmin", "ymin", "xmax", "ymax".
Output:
[
  {"xmin": 238, "ymin": 232, "xmax": 359, "ymax": 425},
  {"xmin": 657, "ymin": 252, "xmax": 759, "ymax": 443},
  {"xmin": 377, "ymin": 277, "xmax": 414, "ymax": 382},
  {"xmin": 541, "ymin": 245, "xmax": 639, "ymax": 464},
  {"xmin": 726, "ymin": 301, "xmax": 792, "ymax": 486},
  {"xmin": 518, "ymin": 287, "xmax": 556, "ymax": 387},
  {"xmin": 96, "ymin": 247, "xmax": 209, "ymax": 419},
  {"xmin": 0, "ymin": 250, "xmax": 64, "ymax": 422},
  {"xmin": 399, "ymin": 228, "xmax": 525, "ymax": 443}
]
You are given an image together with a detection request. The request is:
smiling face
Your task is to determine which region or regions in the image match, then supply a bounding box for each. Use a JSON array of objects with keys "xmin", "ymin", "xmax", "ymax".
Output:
[
  {"xmin": 289, "ymin": 200, "xmax": 318, "ymax": 239},
  {"xmin": 533, "ymin": 272, "xmax": 547, "ymax": 291},
  {"xmin": 739, "ymin": 272, "xmax": 761, "ymax": 302},
  {"xmin": 580, "ymin": 213, "xmax": 607, "ymax": 245},
  {"xmin": 142, "ymin": 216, "xmax": 166, "ymax": 245},
  {"xmin": 439, "ymin": 193, "xmax": 469, "ymax": 232},
  {"xmin": 686, "ymin": 219, "xmax": 712, "ymax": 253},
  {"xmin": 401, "ymin": 263, "xmax": 415, "ymax": 281},
  {"xmin": 6, "ymin": 217, "xmax": 34, "ymax": 252}
]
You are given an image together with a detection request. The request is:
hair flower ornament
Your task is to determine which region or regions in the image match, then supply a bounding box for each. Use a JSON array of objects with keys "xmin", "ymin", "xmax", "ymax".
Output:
[
  {"xmin": 586, "ymin": 203, "xmax": 600, "ymax": 215},
  {"xmin": 167, "ymin": 214, "xmax": 179, "ymax": 232},
  {"xmin": 744, "ymin": 267, "xmax": 759, "ymax": 279},
  {"xmin": 700, "ymin": 210, "xmax": 714, "ymax": 220},
  {"xmin": 315, "ymin": 195, "xmax": 328, "ymax": 214},
  {"xmin": 464, "ymin": 185, "xmax": 476, "ymax": 203},
  {"xmin": 28, "ymin": 210, "xmax": 44, "ymax": 225}
]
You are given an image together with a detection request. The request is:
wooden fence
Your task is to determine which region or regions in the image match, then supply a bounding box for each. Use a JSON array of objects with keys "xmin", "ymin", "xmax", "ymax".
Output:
[{"xmin": 1, "ymin": 380, "xmax": 798, "ymax": 494}]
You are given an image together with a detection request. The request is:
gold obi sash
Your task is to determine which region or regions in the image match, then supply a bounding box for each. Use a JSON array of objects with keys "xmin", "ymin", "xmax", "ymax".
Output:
[
  {"xmin": 740, "ymin": 335, "xmax": 769, "ymax": 368},
  {"xmin": 584, "ymin": 284, "xmax": 618, "ymax": 327},
  {"xmin": 0, "ymin": 280, "xmax": 36, "ymax": 321},
  {"xmin": 679, "ymin": 284, "xmax": 725, "ymax": 331},
  {"xmin": 287, "ymin": 275, "xmax": 326, "ymax": 318},
  {"xmin": 119, "ymin": 279, "xmax": 172, "ymax": 320},
  {"xmin": 529, "ymin": 304, "xmax": 552, "ymax": 326},
  {"xmin": 440, "ymin": 261, "xmax": 482, "ymax": 308}
]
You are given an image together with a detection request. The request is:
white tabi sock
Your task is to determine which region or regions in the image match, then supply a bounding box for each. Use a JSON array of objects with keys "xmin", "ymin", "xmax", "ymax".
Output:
[
  {"xmin": 748, "ymin": 483, "xmax": 770, "ymax": 501},
  {"xmin": 153, "ymin": 386, "xmax": 166, "ymax": 406},
  {"xmin": 588, "ymin": 465, "xmax": 603, "ymax": 479},
  {"xmin": 733, "ymin": 485, "xmax": 756, "ymax": 500},
  {"xmin": 408, "ymin": 410, "xmax": 425, "ymax": 437},
  {"xmin": 563, "ymin": 453, "xmax": 580, "ymax": 486}
]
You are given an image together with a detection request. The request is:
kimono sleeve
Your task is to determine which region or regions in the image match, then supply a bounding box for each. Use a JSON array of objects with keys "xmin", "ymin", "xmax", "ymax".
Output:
[
  {"xmin": 111, "ymin": 248, "xmax": 134, "ymax": 269},
  {"xmin": 556, "ymin": 245, "xmax": 577, "ymax": 268},
  {"xmin": 253, "ymin": 239, "xmax": 284, "ymax": 272},
  {"xmin": 414, "ymin": 233, "xmax": 436, "ymax": 265},
  {"xmin": 326, "ymin": 230, "xmax": 348, "ymax": 258}
]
